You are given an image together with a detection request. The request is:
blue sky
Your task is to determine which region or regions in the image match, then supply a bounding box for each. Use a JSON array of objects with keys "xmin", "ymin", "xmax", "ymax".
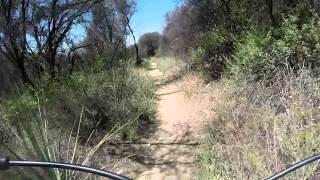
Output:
[
  {"xmin": 127, "ymin": 0, "xmax": 178, "ymax": 45},
  {"xmin": 70, "ymin": 1, "xmax": 178, "ymax": 45}
]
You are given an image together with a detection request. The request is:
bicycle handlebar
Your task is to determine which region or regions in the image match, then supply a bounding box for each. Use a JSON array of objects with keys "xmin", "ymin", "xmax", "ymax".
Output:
[
  {"xmin": 0, "ymin": 157, "xmax": 132, "ymax": 180},
  {"xmin": 2, "ymin": 153, "xmax": 319, "ymax": 180},
  {"xmin": 266, "ymin": 154, "xmax": 320, "ymax": 180}
]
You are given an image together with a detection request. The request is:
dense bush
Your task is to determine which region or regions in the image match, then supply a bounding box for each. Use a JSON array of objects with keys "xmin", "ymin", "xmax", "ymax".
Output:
[
  {"xmin": 138, "ymin": 32, "xmax": 161, "ymax": 58},
  {"xmin": 1, "ymin": 63, "xmax": 156, "ymax": 142},
  {"xmin": 197, "ymin": 13, "xmax": 320, "ymax": 180},
  {"xmin": 191, "ymin": 29, "xmax": 235, "ymax": 79},
  {"xmin": 228, "ymin": 30, "xmax": 270, "ymax": 80},
  {"xmin": 0, "ymin": 93, "xmax": 125, "ymax": 179},
  {"xmin": 160, "ymin": 0, "xmax": 320, "ymax": 179},
  {"xmin": 198, "ymin": 69, "xmax": 320, "ymax": 179},
  {"xmin": 163, "ymin": 0, "xmax": 320, "ymax": 80},
  {"xmin": 229, "ymin": 15, "xmax": 320, "ymax": 81}
]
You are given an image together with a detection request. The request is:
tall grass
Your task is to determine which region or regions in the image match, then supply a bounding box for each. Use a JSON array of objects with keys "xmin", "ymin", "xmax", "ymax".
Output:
[
  {"xmin": 1, "ymin": 64, "xmax": 156, "ymax": 142},
  {"xmin": 143, "ymin": 57, "xmax": 188, "ymax": 86},
  {"xmin": 197, "ymin": 69, "xmax": 320, "ymax": 179},
  {"xmin": 0, "ymin": 62, "xmax": 156, "ymax": 179},
  {"xmin": 144, "ymin": 57, "xmax": 185, "ymax": 75},
  {"xmin": 196, "ymin": 16, "xmax": 320, "ymax": 179},
  {"xmin": 1, "ymin": 94, "xmax": 126, "ymax": 179}
]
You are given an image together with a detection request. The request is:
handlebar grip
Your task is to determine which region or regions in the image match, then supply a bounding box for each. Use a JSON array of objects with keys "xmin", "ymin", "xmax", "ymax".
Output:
[{"xmin": 0, "ymin": 157, "xmax": 10, "ymax": 170}]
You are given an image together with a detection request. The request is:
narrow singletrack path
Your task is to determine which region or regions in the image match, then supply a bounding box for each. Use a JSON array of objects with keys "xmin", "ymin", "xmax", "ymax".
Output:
[
  {"xmin": 134, "ymin": 81, "xmax": 198, "ymax": 180},
  {"xmin": 115, "ymin": 67, "xmax": 211, "ymax": 180}
]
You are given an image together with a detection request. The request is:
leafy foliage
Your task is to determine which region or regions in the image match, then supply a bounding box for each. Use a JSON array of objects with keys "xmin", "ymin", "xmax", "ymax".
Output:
[
  {"xmin": 138, "ymin": 32, "xmax": 162, "ymax": 58},
  {"xmin": 1, "ymin": 99, "xmax": 126, "ymax": 179},
  {"xmin": 229, "ymin": 15, "xmax": 320, "ymax": 81},
  {"xmin": 184, "ymin": 1, "xmax": 320, "ymax": 179},
  {"xmin": 192, "ymin": 29, "xmax": 235, "ymax": 79},
  {"xmin": 198, "ymin": 70, "xmax": 320, "ymax": 179},
  {"xmin": 1, "ymin": 63, "xmax": 156, "ymax": 143}
]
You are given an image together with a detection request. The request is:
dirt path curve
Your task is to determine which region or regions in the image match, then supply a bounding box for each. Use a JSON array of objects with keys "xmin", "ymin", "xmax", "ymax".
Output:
[{"xmin": 116, "ymin": 67, "xmax": 211, "ymax": 180}]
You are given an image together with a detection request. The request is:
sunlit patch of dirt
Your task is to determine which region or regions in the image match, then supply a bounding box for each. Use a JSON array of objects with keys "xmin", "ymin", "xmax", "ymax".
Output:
[{"xmin": 113, "ymin": 65, "xmax": 214, "ymax": 180}]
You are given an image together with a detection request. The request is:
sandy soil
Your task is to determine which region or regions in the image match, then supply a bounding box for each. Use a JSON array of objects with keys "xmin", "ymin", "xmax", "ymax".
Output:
[{"xmin": 113, "ymin": 69, "xmax": 212, "ymax": 180}]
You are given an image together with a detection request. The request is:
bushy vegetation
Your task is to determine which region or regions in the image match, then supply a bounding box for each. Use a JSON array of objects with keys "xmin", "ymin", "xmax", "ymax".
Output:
[
  {"xmin": 196, "ymin": 14, "xmax": 320, "ymax": 180},
  {"xmin": 0, "ymin": 96, "xmax": 127, "ymax": 179},
  {"xmin": 0, "ymin": 60, "xmax": 156, "ymax": 178},
  {"xmin": 230, "ymin": 15, "xmax": 320, "ymax": 80},
  {"xmin": 148, "ymin": 57, "xmax": 182, "ymax": 74},
  {"xmin": 198, "ymin": 69, "xmax": 320, "ymax": 179},
  {"xmin": 138, "ymin": 32, "xmax": 162, "ymax": 58},
  {"xmin": 160, "ymin": 0, "xmax": 320, "ymax": 179},
  {"xmin": 0, "ymin": 1, "xmax": 159, "ymax": 178},
  {"xmin": 163, "ymin": 0, "xmax": 320, "ymax": 79},
  {"xmin": 1, "ymin": 63, "xmax": 155, "ymax": 142},
  {"xmin": 3, "ymin": 0, "xmax": 320, "ymax": 178},
  {"xmin": 191, "ymin": 30, "xmax": 235, "ymax": 79}
]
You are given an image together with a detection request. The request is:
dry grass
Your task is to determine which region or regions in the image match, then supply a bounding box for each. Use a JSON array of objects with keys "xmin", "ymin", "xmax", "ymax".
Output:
[
  {"xmin": 198, "ymin": 69, "xmax": 320, "ymax": 179},
  {"xmin": 146, "ymin": 57, "xmax": 187, "ymax": 84},
  {"xmin": 178, "ymin": 73, "xmax": 206, "ymax": 99},
  {"xmin": 150, "ymin": 57, "xmax": 182, "ymax": 74},
  {"xmin": 0, "ymin": 64, "xmax": 156, "ymax": 179}
]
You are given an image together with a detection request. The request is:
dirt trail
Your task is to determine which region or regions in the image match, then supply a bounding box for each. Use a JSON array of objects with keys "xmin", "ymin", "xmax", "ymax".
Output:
[
  {"xmin": 115, "ymin": 68, "xmax": 211, "ymax": 180},
  {"xmin": 135, "ymin": 82, "xmax": 197, "ymax": 180}
]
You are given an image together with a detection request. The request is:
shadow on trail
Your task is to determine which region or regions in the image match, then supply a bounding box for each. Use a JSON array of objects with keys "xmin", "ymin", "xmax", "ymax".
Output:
[
  {"xmin": 106, "ymin": 122, "xmax": 197, "ymax": 177},
  {"xmin": 103, "ymin": 68, "xmax": 200, "ymax": 179},
  {"xmin": 157, "ymin": 69, "xmax": 187, "ymax": 87}
]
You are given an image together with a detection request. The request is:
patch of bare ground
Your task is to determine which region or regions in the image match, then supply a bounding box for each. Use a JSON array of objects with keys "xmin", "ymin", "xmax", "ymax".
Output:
[{"xmin": 111, "ymin": 71, "xmax": 213, "ymax": 180}]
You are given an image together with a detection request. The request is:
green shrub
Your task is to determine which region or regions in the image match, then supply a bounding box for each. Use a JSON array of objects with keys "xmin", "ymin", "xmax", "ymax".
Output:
[
  {"xmin": 65, "ymin": 66, "xmax": 155, "ymax": 140},
  {"xmin": 272, "ymin": 15, "xmax": 320, "ymax": 74},
  {"xmin": 1, "ymin": 63, "xmax": 156, "ymax": 142},
  {"xmin": 228, "ymin": 30, "xmax": 272, "ymax": 80},
  {"xmin": 198, "ymin": 15, "xmax": 320, "ymax": 179},
  {"xmin": 229, "ymin": 15, "xmax": 320, "ymax": 81},
  {"xmin": 192, "ymin": 29, "xmax": 235, "ymax": 80},
  {"xmin": 0, "ymin": 56, "xmax": 156, "ymax": 178},
  {"xmin": 198, "ymin": 69, "xmax": 320, "ymax": 179},
  {"xmin": 0, "ymin": 100, "xmax": 124, "ymax": 180}
]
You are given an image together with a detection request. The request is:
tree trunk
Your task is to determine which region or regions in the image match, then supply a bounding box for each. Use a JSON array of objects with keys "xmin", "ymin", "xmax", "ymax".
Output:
[
  {"xmin": 18, "ymin": 59, "xmax": 34, "ymax": 88},
  {"xmin": 127, "ymin": 18, "xmax": 141, "ymax": 65},
  {"xmin": 221, "ymin": 0, "xmax": 235, "ymax": 31},
  {"xmin": 134, "ymin": 41, "xmax": 141, "ymax": 65},
  {"xmin": 49, "ymin": 55, "xmax": 56, "ymax": 79},
  {"xmin": 266, "ymin": 0, "xmax": 278, "ymax": 27},
  {"xmin": 48, "ymin": 47, "xmax": 57, "ymax": 79}
]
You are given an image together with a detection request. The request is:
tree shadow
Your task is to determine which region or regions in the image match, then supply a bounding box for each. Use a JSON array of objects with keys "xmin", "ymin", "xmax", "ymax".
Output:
[
  {"xmin": 157, "ymin": 68, "xmax": 187, "ymax": 87},
  {"xmin": 106, "ymin": 124, "xmax": 199, "ymax": 178},
  {"xmin": 101, "ymin": 71, "xmax": 201, "ymax": 178}
]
